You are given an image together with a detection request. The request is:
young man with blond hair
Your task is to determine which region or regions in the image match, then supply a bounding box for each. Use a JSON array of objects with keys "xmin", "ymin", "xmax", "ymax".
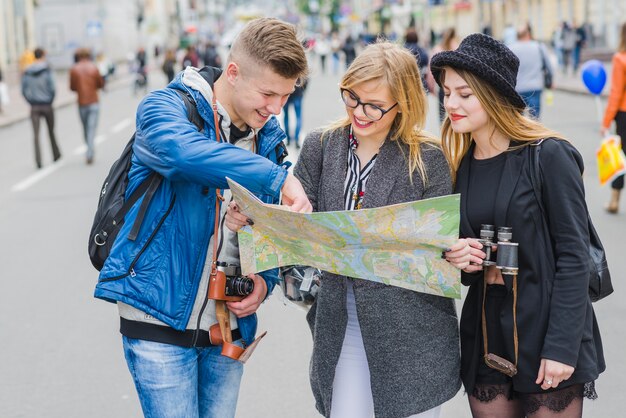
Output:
[{"xmin": 94, "ymin": 18, "xmax": 311, "ymax": 418}]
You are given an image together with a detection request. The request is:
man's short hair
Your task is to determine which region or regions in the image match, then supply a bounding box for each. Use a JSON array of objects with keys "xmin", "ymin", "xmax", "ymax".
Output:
[
  {"xmin": 34, "ymin": 48, "xmax": 45, "ymax": 59},
  {"xmin": 405, "ymin": 29, "xmax": 419, "ymax": 44},
  {"xmin": 229, "ymin": 17, "xmax": 308, "ymax": 80},
  {"xmin": 75, "ymin": 48, "xmax": 92, "ymax": 61}
]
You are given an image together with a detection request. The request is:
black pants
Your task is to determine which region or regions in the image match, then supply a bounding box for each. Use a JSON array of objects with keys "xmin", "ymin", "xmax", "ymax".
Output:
[
  {"xmin": 611, "ymin": 111, "xmax": 626, "ymax": 189},
  {"xmin": 31, "ymin": 104, "xmax": 61, "ymax": 167}
]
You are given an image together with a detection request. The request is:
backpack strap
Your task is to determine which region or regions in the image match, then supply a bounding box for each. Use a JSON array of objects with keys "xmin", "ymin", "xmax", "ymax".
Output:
[
  {"xmin": 127, "ymin": 172, "xmax": 163, "ymax": 241},
  {"xmin": 172, "ymin": 88, "xmax": 204, "ymax": 133},
  {"xmin": 126, "ymin": 88, "xmax": 204, "ymax": 241}
]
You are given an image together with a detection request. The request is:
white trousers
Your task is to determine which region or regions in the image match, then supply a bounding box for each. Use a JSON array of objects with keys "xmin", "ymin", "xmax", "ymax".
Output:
[{"xmin": 330, "ymin": 281, "xmax": 442, "ymax": 418}]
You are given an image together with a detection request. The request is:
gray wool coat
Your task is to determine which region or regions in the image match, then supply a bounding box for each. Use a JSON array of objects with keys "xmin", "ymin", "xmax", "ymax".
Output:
[{"xmin": 293, "ymin": 126, "xmax": 462, "ymax": 418}]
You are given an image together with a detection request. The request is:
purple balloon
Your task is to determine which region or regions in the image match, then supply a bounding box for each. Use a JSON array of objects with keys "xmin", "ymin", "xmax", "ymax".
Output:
[{"xmin": 581, "ymin": 60, "xmax": 607, "ymax": 95}]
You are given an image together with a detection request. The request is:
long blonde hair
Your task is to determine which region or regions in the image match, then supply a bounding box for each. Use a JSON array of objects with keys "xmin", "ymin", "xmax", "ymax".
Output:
[
  {"xmin": 324, "ymin": 41, "xmax": 437, "ymax": 185},
  {"xmin": 439, "ymin": 67, "xmax": 565, "ymax": 179}
]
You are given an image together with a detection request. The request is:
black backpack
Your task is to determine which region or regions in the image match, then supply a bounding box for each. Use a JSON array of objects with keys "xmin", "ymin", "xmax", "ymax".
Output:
[
  {"xmin": 88, "ymin": 89, "xmax": 204, "ymax": 271},
  {"xmin": 529, "ymin": 140, "xmax": 613, "ymax": 302}
]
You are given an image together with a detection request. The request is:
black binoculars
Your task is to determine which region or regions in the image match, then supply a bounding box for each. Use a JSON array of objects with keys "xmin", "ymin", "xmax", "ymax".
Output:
[{"xmin": 478, "ymin": 224, "xmax": 519, "ymax": 275}]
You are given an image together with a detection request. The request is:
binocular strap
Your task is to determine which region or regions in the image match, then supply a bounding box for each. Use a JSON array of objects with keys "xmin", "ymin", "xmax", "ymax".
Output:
[{"xmin": 481, "ymin": 273, "xmax": 519, "ymax": 377}]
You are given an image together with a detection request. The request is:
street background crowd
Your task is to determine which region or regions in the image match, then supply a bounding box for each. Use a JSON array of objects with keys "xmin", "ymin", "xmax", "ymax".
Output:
[{"xmin": 1, "ymin": 2, "xmax": 625, "ymax": 418}]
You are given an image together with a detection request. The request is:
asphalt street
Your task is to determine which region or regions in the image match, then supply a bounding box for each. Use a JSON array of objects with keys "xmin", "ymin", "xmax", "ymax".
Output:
[{"xmin": 0, "ymin": 68, "xmax": 623, "ymax": 418}]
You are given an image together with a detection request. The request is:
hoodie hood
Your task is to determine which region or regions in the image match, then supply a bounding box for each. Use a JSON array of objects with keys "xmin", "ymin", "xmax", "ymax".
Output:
[
  {"xmin": 21, "ymin": 61, "xmax": 55, "ymax": 104},
  {"xmin": 24, "ymin": 61, "xmax": 50, "ymax": 76}
]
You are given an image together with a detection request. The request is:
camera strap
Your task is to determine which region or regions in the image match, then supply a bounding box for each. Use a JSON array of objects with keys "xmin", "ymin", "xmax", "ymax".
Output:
[
  {"xmin": 207, "ymin": 92, "xmax": 265, "ymax": 363},
  {"xmin": 481, "ymin": 273, "xmax": 519, "ymax": 377}
]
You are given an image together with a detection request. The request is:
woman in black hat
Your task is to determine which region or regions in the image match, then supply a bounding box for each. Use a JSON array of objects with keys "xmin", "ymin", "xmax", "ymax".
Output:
[{"xmin": 434, "ymin": 33, "xmax": 605, "ymax": 417}]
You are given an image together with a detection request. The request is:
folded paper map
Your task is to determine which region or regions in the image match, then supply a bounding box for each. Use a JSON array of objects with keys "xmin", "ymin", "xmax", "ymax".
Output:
[{"xmin": 227, "ymin": 178, "xmax": 461, "ymax": 299}]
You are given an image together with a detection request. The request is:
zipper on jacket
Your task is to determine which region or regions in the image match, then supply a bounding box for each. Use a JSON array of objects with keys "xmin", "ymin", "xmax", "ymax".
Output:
[{"xmin": 100, "ymin": 195, "xmax": 177, "ymax": 282}]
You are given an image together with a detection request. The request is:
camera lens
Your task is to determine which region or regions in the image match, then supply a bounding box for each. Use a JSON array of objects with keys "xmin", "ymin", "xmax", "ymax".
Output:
[{"xmin": 225, "ymin": 276, "xmax": 254, "ymax": 296}]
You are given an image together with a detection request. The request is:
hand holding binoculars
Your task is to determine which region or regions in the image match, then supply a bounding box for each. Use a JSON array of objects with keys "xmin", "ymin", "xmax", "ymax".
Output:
[{"xmin": 477, "ymin": 224, "xmax": 519, "ymax": 275}]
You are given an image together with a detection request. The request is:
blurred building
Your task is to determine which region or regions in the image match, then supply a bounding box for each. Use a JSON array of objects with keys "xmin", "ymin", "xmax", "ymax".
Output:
[
  {"xmin": 0, "ymin": 0, "xmax": 36, "ymax": 71},
  {"xmin": 336, "ymin": 0, "xmax": 623, "ymax": 51},
  {"xmin": 423, "ymin": 0, "xmax": 624, "ymax": 49},
  {"xmin": 0, "ymin": 0, "xmax": 233, "ymax": 72}
]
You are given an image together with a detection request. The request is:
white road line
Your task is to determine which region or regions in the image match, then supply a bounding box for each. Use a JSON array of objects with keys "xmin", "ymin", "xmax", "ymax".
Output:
[
  {"xmin": 11, "ymin": 160, "xmax": 67, "ymax": 192},
  {"xmin": 11, "ymin": 118, "xmax": 129, "ymax": 193},
  {"xmin": 112, "ymin": 118, "xmax": 132, "ymax": 134}
]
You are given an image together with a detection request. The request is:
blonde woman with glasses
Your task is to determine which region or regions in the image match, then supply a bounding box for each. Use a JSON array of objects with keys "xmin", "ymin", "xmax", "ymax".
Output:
[{"xmin": 293, "ymin": 41, "xmax": 463, "ymax": 418}]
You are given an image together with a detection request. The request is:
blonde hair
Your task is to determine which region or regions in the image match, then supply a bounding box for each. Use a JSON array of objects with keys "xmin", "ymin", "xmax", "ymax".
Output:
[
  {"xmin": 324, "ymin": 41, "xmax": 437, "ymax": 185},
  {"xmin": 229, "ymin": 18, "xmax": 308, "ymax": 80},
  {"xmin": 440, "ymin": 67, "xmax": 565, "ymax": 179}
]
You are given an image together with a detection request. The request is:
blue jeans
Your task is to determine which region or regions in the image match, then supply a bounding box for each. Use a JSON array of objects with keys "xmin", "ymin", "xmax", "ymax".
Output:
[
  {"xmin": 519, "ymin": 90, "xmax": 542, "ymax": 120},
  {"xmin": 123, "ymin": 336, "xmax": 244, "ymax": 418},
  {"xmin": 283, "ymin": 95, "xmax": 303, "ymax": 145},
  {"xmin": 79, "ymin": 103, "xmax": 99, "ymax": 160}
]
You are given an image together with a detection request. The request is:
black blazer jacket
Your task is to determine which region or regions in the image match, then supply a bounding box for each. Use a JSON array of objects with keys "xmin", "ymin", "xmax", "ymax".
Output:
[{"xmin": 457, "ymin": 139, "xmax": 606, "ymax": 393}]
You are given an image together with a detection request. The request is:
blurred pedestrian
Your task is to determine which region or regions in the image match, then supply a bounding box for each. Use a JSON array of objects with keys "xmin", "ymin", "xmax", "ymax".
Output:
[
  {"xmin": 0, "ymin": 66, "xmax": 8, "ymax": 113},
  {"xmin": 509, "ymin": 24, "xmax": 553, "ymax": 119},
  {"xmin": 573, "ymin": 22, "xmax": 587, "ymax": 73},
  {"xmin": 19, "ymin": 49, "xmax": 35, "ymax": 73},
  {"xmin": 182, "ymin": 45, "xmax": 199, "ymax": 69},
  {"xmin": 283, "ymin": 79, "xmax": 307, "ymax": 148},
  {"xmin": 431, "ymin": 28, "xmax": 459, "ymax": 122},
  {"xmin": 70, "ymin": 48, "xmax": 104, "ymax": 165},
  {"xmin": 133, "ymin": 47, "xmax": 148, "ymax": 95},
  {"xmin": 404, "ymin": 28, "xmax": 436, "ymax": 94},
  {"xmin": 136, "ymin": 47, "xmax": 147, "ymax": 70},
  {"xmin": 21, "ymin": 47, "xmax": 61, "ymax": 168},
  {"xmin": 293, "ymin": 41, "xmax": 461, "ymax": 418},
  {"xmin": 552, "ymin": 24, "xmax": 564, "ymax": 70},
  {"xmin": 315, "ymin": 35, "xmax": 330, "ymax": 74},
  {"xmin": 560, "ymin": 22, "xmax": 577, "ymax": 74},
  {"xmin": 342, "ymin": 35, "xmax": 357, "ymax": 68},
  {"xmin": 432, "ymin": 33, "xmax": 605, "ymax": 418},
  {"xmin": 503, "ymin": 23, "xmax": 517, "ymax": 46},
  {"xmin": 601, "ymin": 22, "xmax": 626, "ymax": 214},
  {"xmin": 330, "ymin": 32, "xmax": 342, "ymax": 75},
  {"xmin": 203, "ymin": 41, "xmax": 222, "ymax": 68},
  {"xmin": 96, "ymin": 52, "xmax": 113, "ymax": 91},
  {"xmin": 161, "ymin": 49, "xmax": 177, "ymax": 84}
]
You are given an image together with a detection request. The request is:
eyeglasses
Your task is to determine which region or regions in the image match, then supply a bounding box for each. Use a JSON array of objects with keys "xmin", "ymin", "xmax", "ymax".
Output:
[{"xmin": 340, "ymin": 89, "xmax": 398, "ymax": 121}]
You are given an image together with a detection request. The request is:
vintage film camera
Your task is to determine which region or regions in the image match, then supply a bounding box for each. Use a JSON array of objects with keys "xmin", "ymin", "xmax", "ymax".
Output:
[
  {"xmin": 279, "ymin": 266, "xmax": 322, "ymax": 310},
  {"xmin": 478, "ymin": 224, "xmax": 519, "ymax": 275},
  {"xmin": 208, "ymin": 262, "xmax": 255, "ymax": 302}
]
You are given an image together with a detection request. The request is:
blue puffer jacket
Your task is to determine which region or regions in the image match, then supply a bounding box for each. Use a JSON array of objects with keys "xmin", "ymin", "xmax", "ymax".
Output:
[{"xmin": 94, "ymin": 70, "xmax": 288, "ymax": 345}]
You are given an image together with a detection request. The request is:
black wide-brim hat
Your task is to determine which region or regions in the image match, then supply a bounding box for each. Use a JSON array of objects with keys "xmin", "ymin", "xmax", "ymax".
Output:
[{"xmin": 430, "ymin": 33, "xmax": 526, "ymax": 110}]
